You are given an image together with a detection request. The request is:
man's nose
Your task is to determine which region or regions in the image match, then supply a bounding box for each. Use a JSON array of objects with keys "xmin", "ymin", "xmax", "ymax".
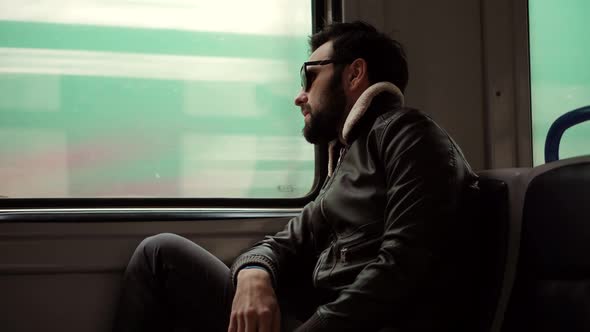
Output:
[{"xmin": 294, "ymin": 90, "xmax": 308, "ymax": 106}]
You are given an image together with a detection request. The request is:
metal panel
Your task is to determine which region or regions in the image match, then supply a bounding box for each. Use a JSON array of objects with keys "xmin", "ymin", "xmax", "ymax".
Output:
[
  {"xmin": 481, "ymin": 0, "xmax": 532, "ymax": 168},
  {"xmin": 0, "ymin": 218, "xmax": 289, "ymax": 331},
  {"xmin": 379, "ymin": 0, "xmax": 487, "ymax": 169}
]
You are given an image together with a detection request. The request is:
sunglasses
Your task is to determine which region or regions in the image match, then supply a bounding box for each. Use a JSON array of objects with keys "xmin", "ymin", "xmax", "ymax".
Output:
[{"xmin": 299, "ymin": 60, "xmax": 337, "ymax": 92}]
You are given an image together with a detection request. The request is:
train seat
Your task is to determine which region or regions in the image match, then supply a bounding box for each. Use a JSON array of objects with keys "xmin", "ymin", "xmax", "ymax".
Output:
[{"xmin": 499, "ymin": 155, "xmax": 590, "ymax": 331}]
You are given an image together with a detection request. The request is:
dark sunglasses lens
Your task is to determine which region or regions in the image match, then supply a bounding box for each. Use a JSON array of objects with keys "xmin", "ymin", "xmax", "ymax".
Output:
[{"xmin": 300, "ymin": 66, "xmax": 307, "ymax": 91}]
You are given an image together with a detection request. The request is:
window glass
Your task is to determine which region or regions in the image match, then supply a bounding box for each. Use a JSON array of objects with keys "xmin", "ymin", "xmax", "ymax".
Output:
[
  {"xmin": 530, "ymin": 0, "xmax": 590, "ymax": 165},
  {"xmin": 0, "ymin": 0, "xmax": 314, "ymax": 198}
]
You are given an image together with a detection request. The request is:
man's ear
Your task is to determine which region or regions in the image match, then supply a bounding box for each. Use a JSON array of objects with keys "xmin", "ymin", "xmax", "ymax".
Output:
[{"xmin": 346, "ymin": 58, "xmax": 369, "ymax": 91}]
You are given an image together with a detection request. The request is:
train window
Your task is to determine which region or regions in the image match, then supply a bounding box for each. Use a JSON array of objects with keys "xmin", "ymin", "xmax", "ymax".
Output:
[
  {"xmin": 0, "ymin": 0, "xmax": 315, "ymax": 198},
  {"xmin": 530, "ymin": 0, "xmax": 590, "ymax": 165}
]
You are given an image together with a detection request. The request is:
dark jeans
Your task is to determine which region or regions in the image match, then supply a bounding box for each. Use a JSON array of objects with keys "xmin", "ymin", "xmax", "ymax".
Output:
[{"xmin": 112, "ymin": 233, "xmax": 315, "ymax": 332}]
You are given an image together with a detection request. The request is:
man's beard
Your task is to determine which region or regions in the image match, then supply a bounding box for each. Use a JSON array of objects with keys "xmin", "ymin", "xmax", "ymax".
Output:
[{"xmin": 302, "ymin": 71, "xmax": 347, "ymax": 144}]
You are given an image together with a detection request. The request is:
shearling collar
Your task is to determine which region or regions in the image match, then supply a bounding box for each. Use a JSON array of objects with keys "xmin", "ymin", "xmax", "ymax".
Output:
[{"xmin": 327, "ymin": 82, "xmax": 405, "ymax": 177}]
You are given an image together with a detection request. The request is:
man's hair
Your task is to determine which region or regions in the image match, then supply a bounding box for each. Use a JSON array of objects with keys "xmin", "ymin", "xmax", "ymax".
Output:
[{"xmin": 310, "ymin": 21, "xmax": 408, "ymax": 92}]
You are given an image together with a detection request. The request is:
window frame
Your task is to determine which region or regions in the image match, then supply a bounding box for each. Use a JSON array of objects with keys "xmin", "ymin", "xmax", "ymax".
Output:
[{"xmin": 0, "ymin": 0, "xmax": 336, "ymax": 213}]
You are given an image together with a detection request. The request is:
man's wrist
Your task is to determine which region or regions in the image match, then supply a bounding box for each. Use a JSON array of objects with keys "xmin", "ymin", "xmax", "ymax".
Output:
[{"xmin": 237, "ymin": 265, "xmax": 271, "ymax": 282}]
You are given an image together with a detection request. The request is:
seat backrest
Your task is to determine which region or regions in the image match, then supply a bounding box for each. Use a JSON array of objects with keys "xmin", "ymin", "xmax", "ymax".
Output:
[
  {"xmin": 501, "ymin": 156, "xmax": 590, "ymax": 332},
  {"xmin": 474, "ymin": 169, "xmax": 529, "ymax": 332}
]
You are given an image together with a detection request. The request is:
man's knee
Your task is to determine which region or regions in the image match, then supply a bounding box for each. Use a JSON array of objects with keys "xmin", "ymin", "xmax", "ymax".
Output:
[
  {"xmin": 139, "ymin": 233, "xmax": 186, "ymax": 253},
  {"xmin": 128, "ymin": 233, "xmax": 188, "ymax": 271}
]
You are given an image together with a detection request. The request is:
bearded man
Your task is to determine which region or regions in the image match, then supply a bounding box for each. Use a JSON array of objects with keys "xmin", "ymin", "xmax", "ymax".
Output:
[{"xmin": 113, "ymin": 21, "xmax": 479, "ymax": 332}]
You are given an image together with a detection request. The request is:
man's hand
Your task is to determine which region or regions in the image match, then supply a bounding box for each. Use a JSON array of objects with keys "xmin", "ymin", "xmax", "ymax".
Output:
[{"xmin": 228, "ymin": 268, "xmax": 281, "ymax": 332}]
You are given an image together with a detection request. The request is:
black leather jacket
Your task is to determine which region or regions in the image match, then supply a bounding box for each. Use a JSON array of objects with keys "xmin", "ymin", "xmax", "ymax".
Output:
[{"xmin": 231, "ymin": 86, "xmax": 479, "ymax": 331}]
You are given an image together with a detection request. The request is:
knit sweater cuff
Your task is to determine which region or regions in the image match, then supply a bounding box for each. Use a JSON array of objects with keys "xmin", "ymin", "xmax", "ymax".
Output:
[{"xmin": 230, "ymin": 254, "xmax": 278, "ymax": 289}]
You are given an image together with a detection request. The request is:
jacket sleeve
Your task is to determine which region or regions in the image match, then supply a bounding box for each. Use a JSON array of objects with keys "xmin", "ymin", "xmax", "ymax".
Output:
[
  {"xmin": 296, "ymin": 112, "xmax": 471, "ymax": 331},
  {"xmin": 230, "ymin": 197, "xmax": 325, "ymax": 289}
]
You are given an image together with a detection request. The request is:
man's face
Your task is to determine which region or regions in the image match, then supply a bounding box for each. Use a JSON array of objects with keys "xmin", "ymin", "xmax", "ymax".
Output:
[{"xmin": 294, "ymin": 41, "xmax": 347, "ymax": 144}]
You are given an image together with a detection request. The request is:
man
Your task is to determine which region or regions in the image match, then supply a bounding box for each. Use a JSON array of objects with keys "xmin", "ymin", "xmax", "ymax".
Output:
[{"xmin": 113, "ymin": 21, "xmax": 479, "ymax": 332}]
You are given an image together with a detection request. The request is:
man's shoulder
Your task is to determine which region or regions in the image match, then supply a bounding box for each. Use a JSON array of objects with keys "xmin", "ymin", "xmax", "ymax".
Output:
[
  {"xmin": 370, "ymin": 105, "xmax": 477, "ymax": 183},
  {"xmin": 371, "ymin": 106, "xmax": 444, "ymax": 141}
]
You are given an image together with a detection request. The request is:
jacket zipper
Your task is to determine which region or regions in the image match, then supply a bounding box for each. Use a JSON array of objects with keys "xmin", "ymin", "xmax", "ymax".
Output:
[
  {"xmin": 313, "ymin": 147, "xmax": 349, "ymax": 285},
  {"xmin": 323, "ymin": 146, "xmax": 348, "ymax": 192},
  {"xmin": 312, "ymin": 240, "xmax": 335, "ymax": 287},
  {"xmin": 340, "ymin": 247, "xmax": 349, "ymax": 264},
  {"xmin": 339, "ymin": 237, "xmax": 383, "ymax": 264},
  {"xmin": 336, "ymin": 146, "xmax": 347, "ymax": 171}
]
